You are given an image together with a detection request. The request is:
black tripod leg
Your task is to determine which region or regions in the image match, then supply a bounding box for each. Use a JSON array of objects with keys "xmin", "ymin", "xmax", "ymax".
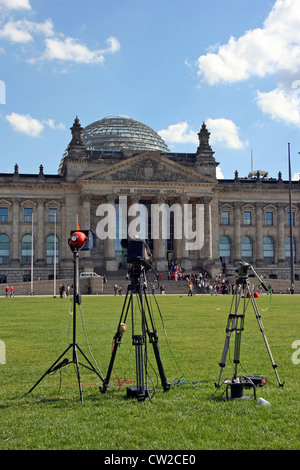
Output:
[
  {"xmin": 73, "ymin": 344, "xmax": 83, "ymax": 402},
  {"xmin": 148, "ymin": 331, "xmax": 170, "ymax": 391},
  {"xmin": 100, "ymin": 331, "xmax": 123, "ymax": 393},
  {"xmin": 143, "ymin": 292, "xmax": 170, "ymax": 392},
  {"xmin": 248, "ymin": 286, "xmax": 284, "ymax": 387},
  {"xmin": 216, "ymin": 287, "xmax": 242, "ymax": 387},
  {"xmin": 100, "ymin": 288, "xmax": 130, "ymax": 393},
  {"xmin": 27, "ymin": 344, "xmax": 72, "ymax": 395}
]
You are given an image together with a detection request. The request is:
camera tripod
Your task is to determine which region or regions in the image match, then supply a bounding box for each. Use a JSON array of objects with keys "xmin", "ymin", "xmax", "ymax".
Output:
[
  {"xmin": 100, "ymin": 264, "xmax": 170, "ymax": 401},
  {"xmin": 215, "ymin": 263, "xmax": 284, "ymax": 396},
  {"xmin": 28, "ymin": 235, "xmax": 104, "ymax": 402}
]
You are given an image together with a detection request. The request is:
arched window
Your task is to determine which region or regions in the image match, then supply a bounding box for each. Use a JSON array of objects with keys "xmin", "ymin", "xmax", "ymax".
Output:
[
  {"xmin": 285, "ymin": 236, "xmax": 296, "ymax": 262},
  {"xmin": 219, "ymin": 236, "xmax": 231, "ymax": 263},
  {"xmin": 46, "ymin": 235, "xmax": 59, "ymax": 264},
  {"xmin": 21, "ymin": 234, "xmax": 34, "ymax": 264},
  {"xmin": 263, "ymin": 236, "xmax": 274, "ymax": 263},
  {"xmin": 241, "ymin": 236, "xmax": 253, "ymax": 263},
  {"xmin": 0, "ymin": 234, "xmax": 9, "ymax": 264}
]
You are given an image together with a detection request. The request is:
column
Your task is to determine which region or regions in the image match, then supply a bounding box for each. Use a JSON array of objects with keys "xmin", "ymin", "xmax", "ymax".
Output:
[
  {"xmin": 203, "ymin": 196, "xmax": 213, "ymax": 261},
  {"xmin": 105, "ymin": 195, "xmax": 118, "ymax": 271},
  {"xmin": 152, "ymin": 196, "xmax": 168, "ymax": 271},
  {"xmin": 255, "ymin": 203, "xmax": 264, "ymax": 266},
  {"xmin": 277, "ymin": 203, "xmax": 286, "ymax": 264},
  {"xmin": 233, "ymin": 202, "xmax": 241, "ymax": 263},
  {"xmin": 36, "ymin": 199, "xmax": 45, "ymax": 265},
  {"xmin": 180, "ymin": 195, "xmax": 193, "ymax": 270},
  {"xmin": 60, "ymin": 196, "xmax": 70, "ymax": 264},
  {"xmin": 173, "ymin": 197, "xmax": 182, "ymax": 261},
  {"xmin": 80, "ymin": 194, "xmax": 93, "ymax": 268},
  {"xmin": 81, "ymin": 194, "xmax": 91, "ymax": 229},
  {"xmin": 11, "ymin": 198, "xmax": 20, "ymax": 265}
]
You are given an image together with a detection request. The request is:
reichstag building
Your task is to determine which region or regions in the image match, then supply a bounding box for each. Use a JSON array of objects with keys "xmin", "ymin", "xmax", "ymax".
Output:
[{"xmin": 0, "ymin": 115, "xmax": 299, "ymax": 284}]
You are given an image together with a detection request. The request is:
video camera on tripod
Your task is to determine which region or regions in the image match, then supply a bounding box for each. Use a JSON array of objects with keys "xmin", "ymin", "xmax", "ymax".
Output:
[
  {"xmin": 101, "ymin": 236, "xmax": 170, "ymax": 401},
  {"xmin": 216, "ymin": 261, "xmax": 284, "ymax": 400},
  {"xmin": 236, "ymin": 262, "xmax": 269, "ymax": 293},
  {"xmin": 121, "ymin": 237, "xmax": 152, "ymax": 266}
]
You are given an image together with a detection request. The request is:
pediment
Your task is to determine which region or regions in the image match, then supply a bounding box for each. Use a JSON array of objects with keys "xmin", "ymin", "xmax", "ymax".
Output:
[
  {"xmin": 45, "ymin": 200, "xmax": 62, "ymax": 208},
  {"xmin": 0, "ymin": 199, "xmax": 12, "ymax": 206},
  {"xmin": 219, "ymin": 203, "xmax": 233, "ymax": 210},
  {"xmin": 78, "ymin": 152, "xmax": 215, "ymax": 185}
]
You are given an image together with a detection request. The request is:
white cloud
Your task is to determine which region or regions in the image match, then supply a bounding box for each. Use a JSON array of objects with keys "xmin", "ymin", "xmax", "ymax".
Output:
[
  {"xmin": 0, "ymin": 14, "xmax": 120, "ymax": 66},
  {"xmin": 5, "ymin": 113, "xmax": 65, "ymax": 136},
  {"xmin": 43, "ymin": 119, "xmax": 66, "ymax": 130},
  {"xmin": 206, "ymin": 118, "xmax": 248, "ymax": 149},
  {"xmin": 5, "ymin": 112, "xmax": 44, "ymax": 137},
  {"xmin": 216, "ymin": 166, "xmax": 224, "ymax": 179},
  {"xmin": 196, "ymin": 0, "xmax": 300, "ymax": 85},
  {"xmin": 0, "ymin": 19, "xmax": 54, "ymax": 43},
  {"xmin": 38, "ymin": 35, "xmax": 120, "ymax": 64},
  {"xmin": 158, "ymin": 118, "xmax": 247, "ymax": 150},
  {"xmin": 256, "ymin": 87, "xmax": 300, "ymax": 127},
  {"xmin": 158, "ymin": 122, "xmax": 198, "ymax": 145},
  {"xmin": 0, "ymin": 0, "xmax": 31, "ymax": 10}
]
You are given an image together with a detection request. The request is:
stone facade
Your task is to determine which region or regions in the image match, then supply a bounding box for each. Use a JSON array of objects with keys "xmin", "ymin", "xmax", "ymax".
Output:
[{"xmin": 0, "ymin": 117, "xmax": 299, "ymax": 283}]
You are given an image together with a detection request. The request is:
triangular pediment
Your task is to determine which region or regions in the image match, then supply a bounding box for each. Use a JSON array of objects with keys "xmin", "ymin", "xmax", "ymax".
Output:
[{"xmin": 78, "ymin": 152, "xmax": 215, "ymax": 184}]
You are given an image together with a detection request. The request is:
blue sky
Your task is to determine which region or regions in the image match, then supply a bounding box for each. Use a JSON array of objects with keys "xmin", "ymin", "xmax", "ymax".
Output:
[{"xmin": 0, "ymin": 0, "xmax": 300, "ymax": 180}]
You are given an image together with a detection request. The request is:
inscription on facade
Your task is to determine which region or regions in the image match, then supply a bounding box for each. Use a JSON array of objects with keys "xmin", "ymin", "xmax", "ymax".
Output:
[{"xmin": 119, "ymin": 188, "xmax": 179, "ymax": 195}]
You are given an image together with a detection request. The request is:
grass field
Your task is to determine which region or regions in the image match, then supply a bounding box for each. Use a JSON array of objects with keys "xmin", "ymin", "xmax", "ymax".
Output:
[{"xmin": 0, "ymin": 292, "xmax": 299, "ymax": 451}]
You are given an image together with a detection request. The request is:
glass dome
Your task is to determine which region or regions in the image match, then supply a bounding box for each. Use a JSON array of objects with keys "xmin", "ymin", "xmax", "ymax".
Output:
[{"xmin": 82, "ymin": 115, "xmax": 169, "ymax": 153}]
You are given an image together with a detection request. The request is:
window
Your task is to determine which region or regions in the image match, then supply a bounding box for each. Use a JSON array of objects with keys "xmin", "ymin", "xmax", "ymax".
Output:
[
  {"xmin": 49, "ymin": 208, "xmax": 58, "ymax": 223},
  {"xmin": 285, "ymin": 236, "xmax": 296, "ymax": 262},
  {"xmin": 46, "ymin": 235, "xmax": 59, "ymax": 264},
  {"xmin": 243, "ymin": 211, "xmax": 251, "ymax": 225},
  {"xmin": 241, "ymin": 236, "xmax": 253, "ymax": 263},
  {"xmin": 24, "ymin": 208, "xmax": 33, "ymax": 223},
  {"xmin": 0, "ymin": 234, "xmax": 9, "ymax": 264},
  {"xmin": 0, "ymin": 207, "xmax": 8, "ymax": 222},
  {"xmin": 0, "ymin": 275, "xmax": 7, "ymax": 284},
  {"xmin": 287, "ymin": 212, "xmax": 295, "ymax": 226},
  {"xmin": 263, "ymin": 236, "xmax": 274, "ymax": 263},
  {"xmin": 219, "ymin": 236, "xmax": 231, "ymax": 263},
  {"xmin": 221, "ymin": 211, "xmax": 230, "ymax": 225},
  {"xmin": 21, "ymin": 234, "xmax": 34, "ymax": 264},
  {"xmin": 265, "ymin": 212, "xmax": 273, "ymax": 226}
]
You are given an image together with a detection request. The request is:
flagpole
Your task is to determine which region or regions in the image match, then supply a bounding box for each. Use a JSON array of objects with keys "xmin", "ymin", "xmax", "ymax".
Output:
[
  {"xmin": 53, "ymin": 211, "xmax": 57, "ymax": 297},
  {"xmin": 288, "ymin": 143, "xmax": 295, "ymax": 293},
  {"xmin": 31, "ymin": 214, "xmax": 34, "ymax": 295}
]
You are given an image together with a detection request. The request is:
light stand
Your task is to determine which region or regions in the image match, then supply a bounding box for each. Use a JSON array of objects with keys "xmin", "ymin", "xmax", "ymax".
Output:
[
  {"xmin": 215, "ymin": 262, "xmax": 284, "ymax": 400},
  {"xmin": 100, "ymin": 262, "xmax": 170, "ymax": 401},
  {"xmin": 28, "ymin": 231, "xmax": 104, "ymax": 402}
]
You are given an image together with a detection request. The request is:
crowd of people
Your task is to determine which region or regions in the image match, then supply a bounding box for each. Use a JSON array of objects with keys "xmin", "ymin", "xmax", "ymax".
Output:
[{"xmin": 167, "ymin": 260, "xmax": 232, "ymax": 295}]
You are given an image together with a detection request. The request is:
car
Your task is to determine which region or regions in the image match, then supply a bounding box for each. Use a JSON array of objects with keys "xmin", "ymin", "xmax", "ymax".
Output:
[{"xmin": 79, "ymin": 272, "xmax": 100, "ymax": 278}]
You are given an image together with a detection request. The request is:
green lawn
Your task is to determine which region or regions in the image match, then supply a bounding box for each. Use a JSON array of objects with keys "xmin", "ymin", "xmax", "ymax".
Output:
[{"xmin": 0, "ymin": 293, "xmax": 299, "ymax": 451}]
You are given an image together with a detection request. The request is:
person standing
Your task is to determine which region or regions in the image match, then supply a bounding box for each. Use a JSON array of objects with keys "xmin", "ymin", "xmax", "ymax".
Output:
[{"xmin": 188, "ymin": 282, "xmax": 194, "ymax": 296}]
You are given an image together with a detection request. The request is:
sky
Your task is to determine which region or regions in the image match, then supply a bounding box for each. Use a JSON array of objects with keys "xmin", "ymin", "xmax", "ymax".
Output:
[{"xmin": 0, "ymin": 0, "xmax": 300, "ymax": 180}]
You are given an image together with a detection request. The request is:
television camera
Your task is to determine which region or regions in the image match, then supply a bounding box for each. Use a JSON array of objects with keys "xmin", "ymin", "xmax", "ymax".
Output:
[{"xmin": 101, "ymin": 236, "xmax": 170, "ymax": 401}]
